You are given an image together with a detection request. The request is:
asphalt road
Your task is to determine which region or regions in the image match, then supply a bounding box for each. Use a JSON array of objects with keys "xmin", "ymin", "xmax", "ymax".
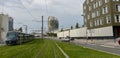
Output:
[{"xmin": 71, "ymin": 41, "xmax": 120, "ymax": 56}]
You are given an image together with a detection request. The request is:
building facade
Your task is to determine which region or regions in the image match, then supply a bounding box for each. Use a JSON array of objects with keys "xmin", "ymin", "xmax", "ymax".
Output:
[
  {"xmin": 48, "ymin": 16, "xmax": 59, "ymax": 32},
  {"xmin": 0, "ymin": 14, "xmax": 14, "ymax": 43},
  {"xmin": 8, "ymin": 17, "xmax": 14, "ymax": 31},
  {"xmin": 83, "ymin": 0, "xmax": 120, "ymax": 38}
]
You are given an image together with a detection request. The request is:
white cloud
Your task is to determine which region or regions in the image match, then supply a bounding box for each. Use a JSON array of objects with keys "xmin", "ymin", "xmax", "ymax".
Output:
[{"xmin": 0, "ymin": 0, "xmax": 85, "ymax": 32}]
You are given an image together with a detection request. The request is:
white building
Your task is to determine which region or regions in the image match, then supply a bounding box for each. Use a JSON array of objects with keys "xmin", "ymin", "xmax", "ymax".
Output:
[{"xmin": 0, "ymin": 14, "xmax": 10, "ymax": 43}]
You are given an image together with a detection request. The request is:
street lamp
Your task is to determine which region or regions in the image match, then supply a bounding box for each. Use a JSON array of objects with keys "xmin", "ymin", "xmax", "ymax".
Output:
[{"xmin": 81, "ymin": 14, "xmax": 88, "ymax": 42}]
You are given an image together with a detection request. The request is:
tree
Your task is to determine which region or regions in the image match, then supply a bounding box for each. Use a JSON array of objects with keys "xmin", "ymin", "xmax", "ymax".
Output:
[
  {"xmin": 71, "ymin": 26, "xmax": 73, "ymax": 29},
  {"xmin": 82, "ymin": 25, "xmax": 84, "ymax": 27},
  {"xmin": 61, "ymin": 28, "xmax": 63, "ymax": 32},
  {"xmin": 75, "ymin": 23, "xmax": 79, "ymax": 28}
]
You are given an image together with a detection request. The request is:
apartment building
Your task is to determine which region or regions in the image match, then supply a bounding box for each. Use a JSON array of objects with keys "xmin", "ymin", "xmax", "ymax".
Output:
[{"xmin": 83, "ymin": 0, "xmax": 120, "ymax": 38}]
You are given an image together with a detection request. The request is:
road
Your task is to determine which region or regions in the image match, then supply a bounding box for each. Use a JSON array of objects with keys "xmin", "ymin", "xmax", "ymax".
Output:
[{"xmin": 71, "ymin": 41, "xmax": 120, "ymax": 56}]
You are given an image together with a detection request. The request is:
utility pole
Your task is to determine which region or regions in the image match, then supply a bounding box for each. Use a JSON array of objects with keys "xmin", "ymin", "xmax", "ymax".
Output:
[{"xmin": 41, "ymin": 16, "xmax": 44, "ymax": 39}]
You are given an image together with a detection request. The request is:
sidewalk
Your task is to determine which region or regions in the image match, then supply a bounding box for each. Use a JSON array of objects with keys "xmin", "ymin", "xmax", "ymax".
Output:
[
  {"xmin": 70, "ymin": 39, "xmax": 120, "ymax": 55},
  {"xmin": 73, "ymin": 39, "xmax": 120, "ymax": 48}
]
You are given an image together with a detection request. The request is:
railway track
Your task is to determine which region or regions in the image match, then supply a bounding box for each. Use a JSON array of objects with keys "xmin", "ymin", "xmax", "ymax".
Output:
[
  {"xmin": 35, "ymin": 39, "xmax": 66, "ymax": 58},
  {"xmin": 0, "ymin": 39, "xmax": 67, "ymax": 58},
  {"xmin": 35, "ymin": 41, "xmax": 47, "ymax": 58},
  {"xmin": 52, "ymin": 39, "xmax": 69, "ymax": 58}
]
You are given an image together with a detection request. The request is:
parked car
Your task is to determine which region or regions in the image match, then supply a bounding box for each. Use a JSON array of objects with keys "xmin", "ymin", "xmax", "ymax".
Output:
[{"xmin": 61, "ymin": 36, "xmax": 74, "ymax": 42}]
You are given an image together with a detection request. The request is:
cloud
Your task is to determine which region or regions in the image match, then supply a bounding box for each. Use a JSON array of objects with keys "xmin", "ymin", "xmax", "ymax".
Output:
[{"xmin": 0, "ymin": 0, "xmax": 85, "ymax": 32}]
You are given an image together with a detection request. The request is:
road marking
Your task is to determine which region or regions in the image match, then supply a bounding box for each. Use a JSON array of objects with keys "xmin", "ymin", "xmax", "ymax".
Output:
[
  {"xmin": 55, "ymin": 43, "xmax": 69, "ymax": 58},
  {"xmin": 100, "ymin": 45, "xmax": 115, "ymax": 48},
  {"xmin": 89, "ymin": 43, "xmax": 96, "ymax": 45}
]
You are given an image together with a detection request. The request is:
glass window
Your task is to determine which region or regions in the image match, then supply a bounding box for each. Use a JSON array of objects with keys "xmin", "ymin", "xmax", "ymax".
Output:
[
  {"xmin": 100, "ymin": 17, "xmax": 104, "ymax": 25},
  {"xmin": 102, "ymin": 6, "xmax": 108, "ymax": 14},
  {"xmin": 116, "ymin": 4, "xmax": 120, "ymax": 12},
  {"xmin": 115, "ymin": 15, "xmax": 120, "ymax": 22},
  {"xmin": 106, "ymin": 15, "xmax": 111, "ymax": 24},
  {"xmin": 99, "ymin": 0, "xmax": 103, "ymax": 6},
  {"xmin": 90, "ymin": 21, "xmax": 93, "ymax": 27},
  {"xmin": 105, "ymin": 0, "xmax": 109, "ymax": 3},
  {"xmin": 7, "ymin": 32, "xmax": 16, "ymax": 39}
]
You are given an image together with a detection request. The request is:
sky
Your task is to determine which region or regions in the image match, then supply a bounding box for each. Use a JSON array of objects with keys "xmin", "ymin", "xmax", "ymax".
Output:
[{"xmin": 0, "ymin": 0, "xmax": 85, "ymax": 33}]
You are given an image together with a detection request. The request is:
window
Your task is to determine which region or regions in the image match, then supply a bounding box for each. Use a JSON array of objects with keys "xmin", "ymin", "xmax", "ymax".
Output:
[
  {"xmin": 106, "ymin": 15, "xmax": 111, "ymax": 24},
  {"xmin": 115, "ymin": 15, "xmax": 120, "ymax": 22},
  {"xmin": 89, "ymin": 5, "xmax": 92, "ymax": 11},
  {"xmin": 99, "ymin": 0, "xmax": 103, "ymax": 6},
  {"xmin": 87, "ymin": 14, "xmax": 90, "ymax": 20},
  {"xmin": 116, "ymin": 0, "xmax": 120, "ymax": 1},
  {"xmin": 115, "ymin": 4, "xmax": 120, "ymax": 12},
  {"xmin": 84, "ymin": 6, "xmax": 86, "ymax": 10},
  {"xmin": 94, "ymin": 20, "xmax": 97, "ymax": 26},
  {"xmin": 90, "ymin": 21, "xmax": 93, "ymax": 27},
  {"xmin": 92, "ymin": 12, "xmax": 95, "ymax": 18},
  {"xmin": 96, "ymin": 10, "xmax": 100, "ymax": 16},
  {"xmin": 91, "ymin": 0, "xmax": 93, "ymax": 2},
  {"xmin": 93, "ymin": 3, "xmax": 96, "ymax": 9},
  {"xmin": 97, "ymin": 19, "xmax": 99, "ymax": 26},
  {"xmin": 100, "ymin": 17, "xmax": 104, "ymax": 25},
  {"xmin": 86, "ymin": 0, "xmax": 89, "ymax": 4},
  {"xmin": 96, "ymin": 2, "xmax": 98, "ymax": 8},
  {"xmin": 113, "ymin": 0, "xmax": 120, "ymax": 1},
  {"xmin": 94, "ymin": 19, "xmax": 99, "ymax": 26},
  {"xmin": 105, "ymin": 0, "xmax": 109, "ymax": 3},
  {"xmin": 84, "ymin": 18, "xmax": 87, "ymax": 23},
  {"xmin": 102, "ymin": 6, "xmax": 108, "ymax": 14}
]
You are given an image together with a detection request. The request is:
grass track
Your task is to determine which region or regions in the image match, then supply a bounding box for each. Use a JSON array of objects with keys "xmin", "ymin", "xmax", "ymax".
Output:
[
  {"xmin": 0, "ymin": 39, "xmax": 120, "ymax": 58},
  {"xmin": 0, "ymin": 39, "xmax": 65, "ymax": 58}
]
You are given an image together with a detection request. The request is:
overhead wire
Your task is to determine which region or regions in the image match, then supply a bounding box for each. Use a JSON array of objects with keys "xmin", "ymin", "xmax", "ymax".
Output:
[
  {"xmin": 44, "ymin": 0, "xmax": 49, "ymax": 16},
  {"xmin": 19, "ymin": 0, "xmax": 37, "ymax": 20}
]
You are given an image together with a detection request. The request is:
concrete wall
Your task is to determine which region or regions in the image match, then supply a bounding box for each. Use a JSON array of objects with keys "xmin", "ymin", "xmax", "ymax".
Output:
[
  {"xmin": 57, "ymin": 26, "xmax": 114, "ymax": 38},
  {"xmin": 70, "ymin": 27, "xmax": 87, "ymax": 37},
  {"xmin": 87, "ymin": 26, "xmax": 113, "ymax": 37},
  {"xmin": 57, "ymin": 27, "xmax": 87, "ymax": 38}
]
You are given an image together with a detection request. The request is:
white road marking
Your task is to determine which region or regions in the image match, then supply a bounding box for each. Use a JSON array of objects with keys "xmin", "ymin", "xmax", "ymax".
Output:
[
  {"xmin": 100, "ymin": 45, "xmax": 115, "ymax": 48},
  {"xmin": 55, "ymin": 43, "xmax": 69, "ymax": 58}
]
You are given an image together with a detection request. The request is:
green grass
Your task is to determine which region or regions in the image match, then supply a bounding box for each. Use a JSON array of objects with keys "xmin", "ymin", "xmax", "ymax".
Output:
[
  {"xmin": 0, "ymin": 39, "xmax": 44, "ymax": 58},
  {"xmin": 37, "ymin": 39, "xmax": 65, "ymax": 58},
  {"xmin": 0, "ymin": 39, "xmax": 65, "ymax": 58},
  {"xmin": 0, "ymin": 39, "xmax": 120, "ymax": 58},
  {"xmin": 56, "ymin": 41, "xmax": 120, "ymax": 58}
]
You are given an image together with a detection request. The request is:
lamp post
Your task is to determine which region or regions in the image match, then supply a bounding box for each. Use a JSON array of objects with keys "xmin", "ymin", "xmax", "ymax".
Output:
[{"xmin": 81, "ymin": 14, "xmax": 88, "ymax": 43}]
